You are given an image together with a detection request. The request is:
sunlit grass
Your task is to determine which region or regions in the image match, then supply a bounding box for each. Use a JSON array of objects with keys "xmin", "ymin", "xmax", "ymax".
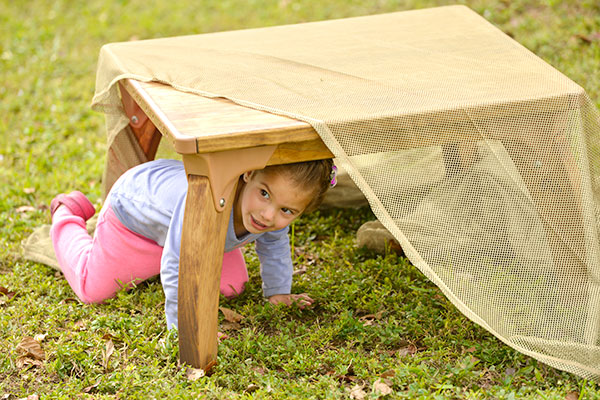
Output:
[{"xmin": 1, "ymin": 0, "xmax": 599, "ymax": 397}]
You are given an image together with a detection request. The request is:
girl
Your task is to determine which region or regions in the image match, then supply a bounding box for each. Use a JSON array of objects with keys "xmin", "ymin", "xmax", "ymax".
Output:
[{"xmin": 50, "ymin": 158, "xmax": 335, "ymax": 329}]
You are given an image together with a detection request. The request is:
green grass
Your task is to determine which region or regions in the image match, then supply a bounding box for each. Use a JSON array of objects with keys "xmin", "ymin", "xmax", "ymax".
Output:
[{"xmin": 1, "ymin": 0, "xmax": 599, "ymax": 398}]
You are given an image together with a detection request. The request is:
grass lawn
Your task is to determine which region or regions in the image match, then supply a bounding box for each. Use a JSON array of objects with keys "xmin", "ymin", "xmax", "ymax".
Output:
[{"xmin": 1, "ymin": 0, "xmax": 599, "ymax": 398}]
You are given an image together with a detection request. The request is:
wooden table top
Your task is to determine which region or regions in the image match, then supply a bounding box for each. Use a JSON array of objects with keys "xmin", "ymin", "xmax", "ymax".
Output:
[{"xmin": 121, "ymin": 79, "xmax": 328, "ymax": 157}]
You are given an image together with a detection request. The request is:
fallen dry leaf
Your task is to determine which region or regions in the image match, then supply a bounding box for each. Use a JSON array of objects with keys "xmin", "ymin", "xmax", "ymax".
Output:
[
  {"xmin": 15, "ymin": 337, "xmax": 45, "ymax": 369},
  {"xmin": 372, "ymin": 379, "xmax": 393, "ymax": 396},
  {"xmin": 23, "ymin": 187, "xmax": 35, "ymax": 194},
  {"xmin": 33, "ymin": 334, "xmax": 46, "ymax": 343},
  {"xmin": 328, "ymin": 370, "xmax": 356, "ymax": 383},
  {"xmin": 15, "ymin": 357, "xmax": 44, "ymax": 369},
  {"xmin": 186, "ymin": 367, "xmax": 205, "ymax": 381},
  {"xmin": 292, "ymin": 265, "xmax": 308, "ymax": 276},
  {"xmin": 359, "ymin": 311, "xmax": 384, "ymax": 326},
  {"xmin": 575, "ymin": 33, "xmax": 600, "ymax": 43},
  {"xmin": 245, "ymin": 384, "xmax": 259, "ymax": 393},
  {"xmin": 16, "ymin": 337, "xmax": 45, "ymax": 360},
  {"xmin": 102, "ymin": 339, "xmax": 114, "ymax": 370},
  {"xmin": 82, "ymin": 382, "xmax": 99, "ymax": 394},
  {"xmin": 219, "ymin": 307, "xmax": 244, "ymax": 323},
  {"xmin": 102, "ymin": 333, "xmax": 120, "ymax": 342},
  {"xmin": 349, "ymin": 384, "xmax": 367, "ymax": 400},
  {"xmin": 0, "ymin": 286, "xmax": 16, "ymax": 300},
  {"xmin": 565, "ymin": 392, "xmax": 579, "ymax": 400},
  {"xmin": 221, "ymin": 321, "xmax": 241, "ymax": 331},
  {"xmin": 397, "ymin": 344, "xmax": 417, "ymax": 357},
  {"xmin": 380, "ymin": 370, "xmax": 395, "ymax": 378},
  {"xmin": 82, "ymin": 382, "xmax": 100, "ymax": 393},
  {"xmin": 251, "ymin": 366, "xmax": 267, "ymax": 375}
]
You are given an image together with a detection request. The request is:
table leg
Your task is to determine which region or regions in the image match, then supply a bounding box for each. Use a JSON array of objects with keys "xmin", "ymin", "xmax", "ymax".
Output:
[{"xmin": 178, "ymin": 174, "xmax": 236, "ymax": 370}]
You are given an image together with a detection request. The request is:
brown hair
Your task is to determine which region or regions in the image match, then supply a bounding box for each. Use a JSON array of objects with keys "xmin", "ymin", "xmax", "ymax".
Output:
[{"xmin": 259, "ymin": 159, "xmax": 334, "ymax": 213}]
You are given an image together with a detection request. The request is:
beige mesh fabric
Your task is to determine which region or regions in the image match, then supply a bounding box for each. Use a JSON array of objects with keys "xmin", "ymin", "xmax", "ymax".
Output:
[{"xmin": 91, "ymin": 5, "xmax": 600, "ymax": 380}]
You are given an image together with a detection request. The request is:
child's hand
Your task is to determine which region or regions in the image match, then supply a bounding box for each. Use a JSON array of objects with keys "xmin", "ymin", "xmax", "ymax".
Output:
[{"xmin": 268, "ymin": 293, "xmax": 314, "ymax": 309}]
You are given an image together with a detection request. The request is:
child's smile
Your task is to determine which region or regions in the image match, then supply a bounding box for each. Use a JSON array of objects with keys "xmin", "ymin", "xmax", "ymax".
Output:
[{"xmin": 233, "ymin": 170, "xmax": 313, "ymax": 237}]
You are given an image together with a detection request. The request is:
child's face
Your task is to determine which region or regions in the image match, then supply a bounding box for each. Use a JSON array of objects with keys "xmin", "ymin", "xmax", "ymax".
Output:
[{"xmin": 234, "ymin": 170, "xmax": 313, "ymax": 236}]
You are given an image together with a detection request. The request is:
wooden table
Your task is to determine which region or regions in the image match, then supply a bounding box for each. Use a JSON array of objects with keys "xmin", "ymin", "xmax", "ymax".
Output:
[
  {"xmin": 119, "ymin": 78, "xmax": 333, "ymax": 370},
  {"xmin": 108, "ymin": 6, "xmax": 594, "ymax": 371}
]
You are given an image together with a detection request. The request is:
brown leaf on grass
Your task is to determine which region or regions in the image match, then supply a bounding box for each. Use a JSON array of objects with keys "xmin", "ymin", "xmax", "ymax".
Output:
[
  {"xmin": 380, "ymin": 370, "xmax": 395, "ymax": 378},
  {"xmin": 397, "ymin": 344, "xmax": 418, "ymax": 357},
  {"xmin": 221, "ymin": 321, "xmax": 241, "ymax": 331},
  {"xmin": 565, "ymin": 392, "xmax": 579, "ymax": 400},
  {"xmin": 219, "ymin": 307, "xmax": 244, "ymax": 323},
  {"xmin": 292, "ymin": 265, "xmax": 308, "ymax": 276},
  {"xmin": 245, "ymin": 384, "xmax": 259, "ymax": 393},
  {"xmin": 23, "ymin": 187, "xmax": 35, "ymax": 194},
  {"xmin": 16, "ymin": 205, "xmax": 36, "ymax": 213},
  {"xmin": 82, "ymin": 382, "xmax": 100, "ymax": 394},
  {"xmin": 575, "ymin": 33, "xmax": 600, "ymax": 43},
  {"xmin": 102, "ymin": 333, "xmax": 121, "ymax": 342},
  {"xmin": 15, "ymin": 337, "xmax": 45, "ymax": 369},
  {"xmin": 359, "ymin": 310, "xmax": 384, "ymax": 326},
  {"xmin": 331, "ymin": 372, "xmax": 357, "ymax": 383},
  {"xmin": 16, "ymin": 357, "xmax": 44, "ymax": 369},
  {"xmin": 349, "ymin": 385, "xmax": 367, "ymax": 400},
  {"xmin": 251, "ymin": 366, "xmax": 267, "ymax": 375},
  {"xmin": 186, "ymin": 367, "xmax": 206, "ymax": 381},
  {"xmin": 372, "ymin": 378, "xmax": 393, "ymax": 396},
  {"xmin": 0, "ymin": 286, "xmax": 16, "ymax": 299},
  {"xmin": 102, "ymin": 339, "xmax": 114, "ymax": 370},
  {"xmin": 16, "ymin": 337, "xmax": 45, "ymax": 360}
]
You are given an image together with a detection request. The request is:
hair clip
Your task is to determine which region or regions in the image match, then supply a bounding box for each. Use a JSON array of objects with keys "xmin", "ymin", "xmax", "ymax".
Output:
[{"xmin": 330, "ymin": 165, "xmax": 338, "ymax": 188}]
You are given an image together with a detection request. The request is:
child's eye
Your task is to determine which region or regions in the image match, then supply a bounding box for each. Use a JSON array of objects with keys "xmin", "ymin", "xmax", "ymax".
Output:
[
  {"xmin": 260, "ymin": 189, "xmax": 270, "ymax": 199},
  {"xmin": 281, "ymin": 208, "xmax": 293, "ymax": 215}
]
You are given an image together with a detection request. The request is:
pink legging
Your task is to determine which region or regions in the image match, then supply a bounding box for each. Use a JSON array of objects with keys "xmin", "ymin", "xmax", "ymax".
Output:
[{"xmin": 50, "ymin": 202, "xmax": 248, "ymax": 304}]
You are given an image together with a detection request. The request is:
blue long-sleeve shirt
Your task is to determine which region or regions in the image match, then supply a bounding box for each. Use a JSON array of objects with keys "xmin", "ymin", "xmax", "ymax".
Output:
[{"xmin": 108, "ymin": 159, "xmax": 293, "ymax": 329}]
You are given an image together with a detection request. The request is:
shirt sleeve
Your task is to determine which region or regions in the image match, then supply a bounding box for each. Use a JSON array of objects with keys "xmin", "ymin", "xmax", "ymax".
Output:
[
  {"xmin": 255, "ymin": 226, "xmax": 294, "ymax": 298},
  {"xmin": 159, "ymin": 191, "xmax": 187, "ymax": 330}
]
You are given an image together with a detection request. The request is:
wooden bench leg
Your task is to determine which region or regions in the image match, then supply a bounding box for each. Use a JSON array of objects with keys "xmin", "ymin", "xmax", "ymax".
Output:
[{"xmin": 178, "ymin": 174, "xmax": 237, "ymax": 370}]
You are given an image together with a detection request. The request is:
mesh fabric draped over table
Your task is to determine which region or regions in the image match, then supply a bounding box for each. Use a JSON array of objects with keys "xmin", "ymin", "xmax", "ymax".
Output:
[{"xmin": 91, "ymin": 5, "xmax": 600, "ymax": 380}]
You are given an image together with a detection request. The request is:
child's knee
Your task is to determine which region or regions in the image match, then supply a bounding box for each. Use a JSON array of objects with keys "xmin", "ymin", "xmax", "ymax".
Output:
[
  {"xmin": 76, "ymin": 284, "xmax": 115, "ymax": 304},
  {"xmin": 220, "ymin": 248, "xmax": 248, "ymax": 298}
]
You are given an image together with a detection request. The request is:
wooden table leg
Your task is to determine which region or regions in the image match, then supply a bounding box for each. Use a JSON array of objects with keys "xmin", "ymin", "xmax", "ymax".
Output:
[{"xmin": 178, "ymin": 174, "xmax": 236, "ymax": 369}]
